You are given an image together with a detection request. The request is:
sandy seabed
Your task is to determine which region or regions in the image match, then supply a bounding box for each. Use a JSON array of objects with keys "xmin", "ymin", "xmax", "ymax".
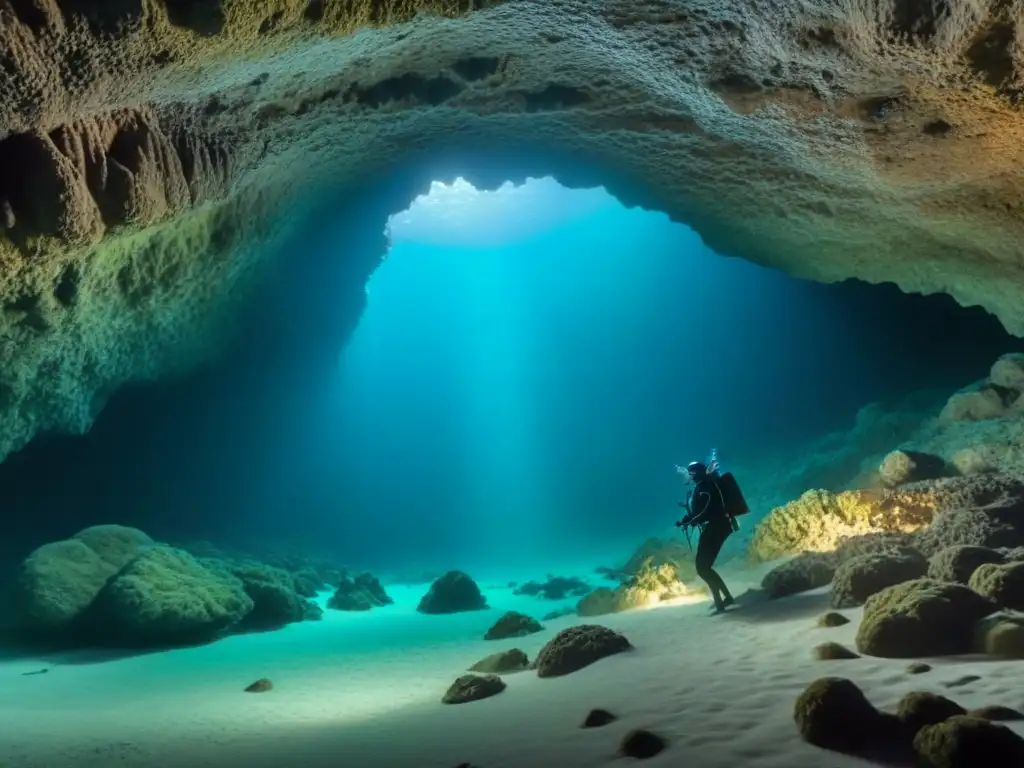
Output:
[{"xmin": 2, "ymin": 565, "xmax": 1023, "ymax": 768}]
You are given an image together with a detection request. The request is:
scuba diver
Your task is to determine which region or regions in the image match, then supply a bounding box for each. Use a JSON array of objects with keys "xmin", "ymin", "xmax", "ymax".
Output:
[{"xmin": 675, "ymin": 458, "xmax": 737, "ymax": 614}]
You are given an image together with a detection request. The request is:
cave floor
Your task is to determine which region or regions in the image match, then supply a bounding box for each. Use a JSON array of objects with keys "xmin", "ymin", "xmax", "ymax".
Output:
[{"xmin": 1, "ymin": 577, "xmax": 1017, "ymax": 767}]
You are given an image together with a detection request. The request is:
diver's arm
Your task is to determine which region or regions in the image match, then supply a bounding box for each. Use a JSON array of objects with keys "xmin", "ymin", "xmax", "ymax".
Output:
[{"xmin": 687, "ymin": 489, "xmax": 712, "ymax": 525}]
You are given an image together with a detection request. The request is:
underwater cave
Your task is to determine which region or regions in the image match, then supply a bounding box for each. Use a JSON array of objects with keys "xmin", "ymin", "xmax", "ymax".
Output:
[{"xmin": 6, "ymin": 1, "xmax": 1024, "ymax": 766}]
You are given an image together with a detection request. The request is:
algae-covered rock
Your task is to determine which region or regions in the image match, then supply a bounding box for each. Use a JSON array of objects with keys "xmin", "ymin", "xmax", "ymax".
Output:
[
  {"xmin": 928, "ymin": 545, "xmax": 1005, "ymax": 584},
  {"xmin": 968, "ymin": 561, "xmax": 1024, "ymax": 610},
  {"xmin": 913, "ymin": 715, "xmax": 1024, "ymax": 765},
  {"xmin": 896, "ymin": 691, "xmax": 965, "ymax": 736},
  {"xmin": 417, "ymin": 571, "xmax": 488, "ymax": 614},
  {"xmin": 89, "ymin": 546, "xmax": 253, "ymax": 646},
  {"xmin": 442, "ymin": 674, "xmax": 505, "ymax": 704},
  {"xmin": 13, "ymin": 525, "xmax": 154, "ymax": 636},
  {"xmin": 812, "ymin": 642, "xmax": 860, "ymax": 660},
  {"xmin": 470, "ymin": 649, "xmax": 529, "ymax": 674},
  {"xmin": 793, "ymin": 677, "xmax": 884, "ymax": 752},
  {"xmin": 855, "ymin": 578, "xmax": 995, "ymax": 658},
  {"xmin": 830, "ymin": 551, "xmax": 928, "ymax": 608},
  {"xmin": 484, "ymin": 611, "xmax": 543, "ymax": 641},
  {"xmin": 762, "ymin": 553, "xmax": 837, "ymax": 599},
  {"xmin": 749, "ymin": 488, "xmax": 934, "ymax": 564},
  {"xmin": 974, "ymin": 610, "xmax": 1024, "ymax": 658},
  {"xmin": 533, "ymin": 625, "xmax": 631, "ymax": 678}
]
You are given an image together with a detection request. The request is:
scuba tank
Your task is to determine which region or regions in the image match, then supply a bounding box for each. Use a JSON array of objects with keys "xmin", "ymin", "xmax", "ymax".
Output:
[{"xmin": 708, "ymin": 447, "xmax": 741, "ymax": 532}]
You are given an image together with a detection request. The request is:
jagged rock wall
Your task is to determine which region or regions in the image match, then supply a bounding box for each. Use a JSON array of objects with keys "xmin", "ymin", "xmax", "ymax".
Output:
[{"xmin": 2, "ymin": 0, "xmax": 1024, "ymax": 461}]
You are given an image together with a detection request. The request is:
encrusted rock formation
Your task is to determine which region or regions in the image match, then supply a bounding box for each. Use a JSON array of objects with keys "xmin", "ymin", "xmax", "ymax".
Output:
[{"xmin": 6, "ymin": 1, "xmax": 1024, "ymax": 460}]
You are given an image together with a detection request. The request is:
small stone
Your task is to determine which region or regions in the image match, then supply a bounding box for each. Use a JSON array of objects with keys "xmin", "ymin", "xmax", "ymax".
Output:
[
  {"xmin": 619, "ymin": 729, "xmax": 666, "ymax": 759},
  {"xmin": 812, "ymin": 641, "xmax": 860, "ymax": 660},
  {"xmin": 442, "ymin": 674, "xmax": 506, "ymax": 705},
  {"xmin": 816, "ymin": 611, "xmax": 850, "ymax": 628},
  {"xmin": 906, "ymin": 662, "xmax": 932, "ymax": 674},
  {"xmin": 942, "ymin": 674, "xmax": 982, "ymax": 689},
  {"xmin": 582, "ymin": 708, "xmax": 617, "ymax": 728},
  {"xmin": 244, "ymin": 678, "xmax": 273, "ymax": 693},
  {"xmin": 969, "ymin": 705, "xmax": 1024, "ymax": 722}
]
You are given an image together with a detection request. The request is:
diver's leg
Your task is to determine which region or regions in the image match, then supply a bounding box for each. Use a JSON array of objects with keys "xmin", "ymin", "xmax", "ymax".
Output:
[
  {"xmin": 695, "ymin": 534, "xmax": 725, "ymax": 610},
  {"xmin": 703, "ymin": 526, "xmax": 734, "ymax": 607}
]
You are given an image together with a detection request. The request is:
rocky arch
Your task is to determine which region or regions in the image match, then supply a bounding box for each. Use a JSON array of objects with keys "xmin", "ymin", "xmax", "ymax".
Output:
[{"xmin": 2, "ymin": 0, "xmax": 1024, "ymax": 461}]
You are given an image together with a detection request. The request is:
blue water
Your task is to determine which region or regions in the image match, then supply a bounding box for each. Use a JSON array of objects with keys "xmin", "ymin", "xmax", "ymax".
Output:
[{"xmin": 310, "ymin": 177, "xmax": 963, "ymax": 580}]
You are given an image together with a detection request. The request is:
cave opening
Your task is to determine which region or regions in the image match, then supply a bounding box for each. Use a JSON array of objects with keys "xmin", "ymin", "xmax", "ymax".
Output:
[{"xmin": 0, "ymin": 171, "xmax": 1022, "ymax": 581}]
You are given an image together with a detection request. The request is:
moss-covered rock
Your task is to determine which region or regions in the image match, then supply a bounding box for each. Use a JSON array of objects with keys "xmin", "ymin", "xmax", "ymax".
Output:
[
  {"xmin": 830, "ymin": 551, "xmax": 928, "ymax": 609},
  {"xmin": 484, "ymin": 611, "xmax": 543, "ymax": 641},
  {"xmin": 417, "ymin": 571, "xmax": 487, "ymax": 614},
  {"xmin": 855, "ymin": 578, "xmax": 995, "ymax": 658},
  {"xmin": 89, "ymin": 546, "xmax": 253, "ymax": 646},
  {"xmin": 533, "ymin": 625, "xmax": 631, "ymax": 678}
]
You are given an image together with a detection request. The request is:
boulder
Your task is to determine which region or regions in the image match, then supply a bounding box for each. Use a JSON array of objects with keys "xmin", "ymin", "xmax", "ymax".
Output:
[
  {"xmin": 618, "ymin": 729, "xmax": 667, "ymax": 759},
  {"xmin": 914, "ymin": 509, "xmax": 1023, "ymax": 557},
  {"xmin": 88, "ymin": 546, "xmax": 253, "ymax": 646},
  {"xmin": 533, "ymin": 625, "xmax": 631, "ymax": 678},
  {"xmin": 833, "ymin": 532, "xmax": 919, "ymax": 562},
  {"xmin": 939, "ymin": 386, "xmax": 1007, "ymax": 422},
  {"xmin": 913, "ymin": 715, "xmax": 1024, "ymax": 765},
  {"xmin": 974, "ymin": 611, "xmax": 1024, "ymax": 658},
  {"xmin": 812, "ymin": 642, "xmax": 859, "ymax": 660},
  {"xmin": 12, "ymin": 525, "xmax": 154, "ymax": 636},
  {"xmin": 484, "ymin": 611, "xmax": 543, "ymax": 641},
  {"xmin": 855, "ymin": 578, "xmax": 995, "ymax": 658},
  {"xmin": 951, "ymin": 447, "xmax": 997, "ymax": 476},
  {"xmin": 442, "ymin": 674, "xmax": 505, "ymax": 704},
  {"xmin": 622, "ymin": 538, "xmax": 698, "ymax": 581},
  {"xmin": 576, "ymin": 558, "xmax": 696, "ymax": 615},
  {"xmin": 762, "ymin": 553, "xmax": 836, "ymax": 599},
  {"xmin": 229, "ymin": 563, "xmax": 307, "ymax": 631},
  {"xmin": 896, "ymin": 691, "xmax": 966, "ymax": 736},
  {"xmin": 417, "ymin": 571, "xmax": 488, "ymax": 614},
  {"xmin": 793, "ymin": 677, "xmax": 885, "ymax": 752},
  {"xmin": 968, "ymin": 561, "xmax": 1024, "ymax": 610},
  {"xmin": 928, "ymin": 545, "xmax": 1005, "ymax": 584},
  {"xmin": 878, "ymin": 450, "xmax": 948, "ymax": 488},
  {"xmin": 830, "ymin": 551, "xmax": 928, "ymax": 609},
  {"xmin": 469, "ymin": 649, "xmax": 529, "ymax": 674},
  {"xmin": 328, "ymin": 573, "xmax": 392, "ymax": 612},
  {"xmin": 990, "ymin": 353, "xmax": 1024, "ymax": 391},
  {"xmin": 71, "ymin": 525, "xmax": 154, "ymax": 569},
  {"xmin": 749, "ymin": 488, "xmax": 934, "ymax": 564}
]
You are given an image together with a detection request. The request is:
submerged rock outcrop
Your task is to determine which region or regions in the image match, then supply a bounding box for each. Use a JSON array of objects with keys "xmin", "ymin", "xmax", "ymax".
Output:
[
  {"xmin": 417, "ymin": 571, "xmax": 488, "ymax": 614},
  {"xmin": 6, "ymin": 2, "xmax": 1024, "ymax": 466},
  {"xmin": 8, "ymin": 526, "xmax": 324, "ymax": 649}
]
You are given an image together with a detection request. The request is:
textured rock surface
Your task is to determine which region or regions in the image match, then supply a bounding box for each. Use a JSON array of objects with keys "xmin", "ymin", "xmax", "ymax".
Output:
[
  {"xmin": 533, "ymin": 624, "xmax": 631, "ymax": 678},
  {"xmin": 856, "ymin": 578, "xmax": 996, "ymax": 658},
  {"xmin": 88, "ymin": 546, "xmax": 254, "ymax": 646},
  {"xmin": 830, "ymin": 550, "xmax": 928, "ymax": 608},
  {"xmin": 7, "ymin": 1, "xmax": 1024, "ymax": 458}
]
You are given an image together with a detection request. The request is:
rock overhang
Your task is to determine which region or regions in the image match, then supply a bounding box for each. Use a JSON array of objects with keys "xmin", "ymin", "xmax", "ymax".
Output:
[{"xmin": 2, "ymin": 0, "xmax": 1024, "ymax": 461}]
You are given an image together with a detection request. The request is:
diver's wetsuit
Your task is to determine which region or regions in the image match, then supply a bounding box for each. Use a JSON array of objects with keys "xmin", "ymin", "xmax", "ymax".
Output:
[{"xmin": 684, "ymin": 476, "xmax": 735, "ymax": 612}]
